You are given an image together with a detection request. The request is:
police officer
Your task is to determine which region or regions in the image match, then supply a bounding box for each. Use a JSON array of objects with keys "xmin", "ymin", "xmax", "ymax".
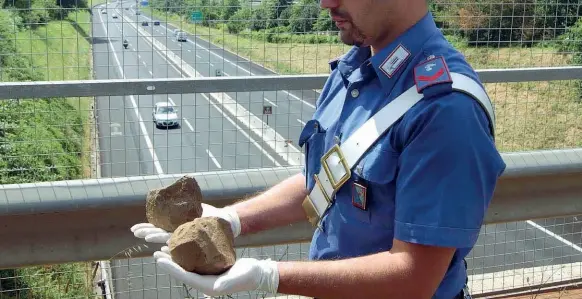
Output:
[{"xmin": 131, "ymin": 0, "xmax": 506, "ymax": 298}]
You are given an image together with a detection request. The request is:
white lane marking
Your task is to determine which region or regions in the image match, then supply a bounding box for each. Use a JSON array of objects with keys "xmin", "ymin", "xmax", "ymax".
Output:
[
  {"xmin": 526, "ymin": 220, "xmax": 582, "ymax": 252},
  {"xmin": 196, "ymin": 54, "xmax": 201, "ymax": 58},
  {"xmin": 98, "ymin": 9, "xmax": 164, "ymax": 175},
  {"xmin": 222, "ymin": 71, "xmax": 230, "ymax": 76},
  {"xmin": 118, "ymin": 10, "xmax": 291, "ymax": 166},
  {"xmin": 167, "ymin": 97, "xmax": 176, "ymax": 106},
  {"xmin": 188, "ymin": 49, "xmax": 191, "ymax": 52},
  {"xmin": 138, "ymin": 54, "xmax": 141, "ymax": 59},
  {"xmin": 183, "ymin": 118, "xmax": 194, "ymax": 131},
  {"xmin": 205, "ymin": 97, "xmax": 281, "ymax": 167},
  {"xmin": 142, "ymin": 61, "xmax": 146, "ymax": 66},
  {"xmin": 264, "ymin": 98, "xmax": 277, "ymax": 107},
  {"xmin": 148, "ymin": 70, "xmax": 153, "ymax": 76},
  {"xmin": 128, "ymin": 6, "xmax": 316, "ymax": 109},
  {"xmin": 206, "ymin": 149, "xmax": 222, "ymax": 169},
  {"xmin": 296, "ymin": 119, "xmax": 306, "ymax": 126},
  {"xmin": 209, "ymin": 63, "xmax": 214, "ymax": 67}
]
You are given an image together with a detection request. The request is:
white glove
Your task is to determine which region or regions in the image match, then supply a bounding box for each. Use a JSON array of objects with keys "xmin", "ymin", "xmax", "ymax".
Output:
[
  {"xmin": 154, "ymin": 246, "xmax": 279, "ymax": 297},
  {"xmin": 131, "ymin": 203, "xmax": 241, "ymax": 244}
]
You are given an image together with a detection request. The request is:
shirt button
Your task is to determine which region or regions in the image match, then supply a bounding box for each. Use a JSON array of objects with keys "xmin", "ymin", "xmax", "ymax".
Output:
[{"xmin": 351, "ymin": 89, "xmax": 359, "ymax": 98}]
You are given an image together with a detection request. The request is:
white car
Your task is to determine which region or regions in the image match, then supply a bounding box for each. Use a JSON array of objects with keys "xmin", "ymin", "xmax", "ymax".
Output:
[
  {"xmin": 152, "ymin": 102, "xmax": 179, "ymax": 128},
  {"xmin": 176, "ymin": 31, "xmax": 187, "ymax": 42}
]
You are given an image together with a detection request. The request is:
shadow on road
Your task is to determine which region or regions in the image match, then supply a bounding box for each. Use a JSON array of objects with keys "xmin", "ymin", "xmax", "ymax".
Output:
[{"xmin": 69, "ymin": 18, "xmax": 112, "ymax": 45}]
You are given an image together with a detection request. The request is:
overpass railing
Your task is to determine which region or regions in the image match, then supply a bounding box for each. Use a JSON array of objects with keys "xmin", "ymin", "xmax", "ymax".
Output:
[{"xmin": 1, "ymin": 69, "xmax": 582, "ymax": 298}]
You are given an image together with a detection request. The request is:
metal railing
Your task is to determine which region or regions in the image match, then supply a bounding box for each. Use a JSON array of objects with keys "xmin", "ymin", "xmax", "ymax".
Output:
[
  {"xmin": 1, "ymin": 71, "xmax": 582, "ymax": 298},
  {"xmin": 1, "ymin": 147, "xmax": 582, "ymax": 268}
]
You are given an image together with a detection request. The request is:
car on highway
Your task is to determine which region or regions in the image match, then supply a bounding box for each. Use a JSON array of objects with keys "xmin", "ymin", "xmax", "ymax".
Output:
[
  {"xmin": 135, "ymin": 10, "xmax": 141, "ymax": 15},
  {"xmin": 142, "ymin": 21, "xmax": 148, "ymax": 26},
  {"xmin": 101, "ymin": 9, "xmax": 106, "ymax": 14},
  {"xmin": 153, "ymin": 20, "xmax": 160, "ymax": 25},
  {"xmin": 152, "ymin": 102, "xmax": 179, "ymax": 128},
  {"xmin": 112, "ymin": 13, "xmax": 118, "ymax": 18},
  {"xmin": 176, "ymin": 31, "xmax": 187, "ymax": 42}
]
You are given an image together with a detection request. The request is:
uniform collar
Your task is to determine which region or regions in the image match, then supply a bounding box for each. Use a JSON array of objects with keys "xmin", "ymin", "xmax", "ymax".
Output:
[{"xmin": 331, "ymin": 12, "xmax": 440, "ymax": 92}]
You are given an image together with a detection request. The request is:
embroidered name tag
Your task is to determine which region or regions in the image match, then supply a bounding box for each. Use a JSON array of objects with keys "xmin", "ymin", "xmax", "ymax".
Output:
[{"xmin": 380, "ymin": 44, "xmax": 410, "ymax": 78}]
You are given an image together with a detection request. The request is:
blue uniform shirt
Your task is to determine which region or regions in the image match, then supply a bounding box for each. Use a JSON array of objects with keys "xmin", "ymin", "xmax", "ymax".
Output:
[{"xmin": 298, "ymin": 12, "xmax": 506, "ymax": 298}]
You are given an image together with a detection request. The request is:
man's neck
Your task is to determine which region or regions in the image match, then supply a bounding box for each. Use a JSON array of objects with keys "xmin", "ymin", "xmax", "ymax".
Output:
[{"xmin": 371, "ymin": 8, "xmax": 428, "ymax": 56}]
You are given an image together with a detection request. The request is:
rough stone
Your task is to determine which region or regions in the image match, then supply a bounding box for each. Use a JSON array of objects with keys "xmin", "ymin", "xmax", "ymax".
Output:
[
  {"xmin": 145, "ymin": 175, "xmax": 204, "ymax": 232},
  {"xmin": 168, "ymin": 217, "xmax": 236, "ymax": 275}
]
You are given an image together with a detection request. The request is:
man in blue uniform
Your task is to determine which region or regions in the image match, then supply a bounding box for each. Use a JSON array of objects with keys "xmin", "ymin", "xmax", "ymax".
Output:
[{"xmin": 131, "ymin": 0, "xmax": 506, "ymax": 298}]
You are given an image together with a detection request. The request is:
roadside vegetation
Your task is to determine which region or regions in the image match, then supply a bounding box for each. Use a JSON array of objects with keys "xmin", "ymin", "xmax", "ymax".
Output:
[
  {"xmin": 143, "ymin": 0, "xmax": 582, "ymax": 152},
  {"xmin": 0, "ymin": 0, "xmax": 97, "ymax": 297}
]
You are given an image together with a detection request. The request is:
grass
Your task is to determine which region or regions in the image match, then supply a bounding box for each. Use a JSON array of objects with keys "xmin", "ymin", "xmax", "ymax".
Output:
[
  {"xmin": 0, "ymin": 264, "xmax": 98, "ymax": 299},
  {"xmin": 144, "ymin": 7, "xmax": 582, "ymax": 153},
  {"xmin": 13, "ymin": 10, "xmax": 95, "ymax": 178},
  {"xmin": 0, "ymin": 9, "xmax": 98, "ymax": 299}
]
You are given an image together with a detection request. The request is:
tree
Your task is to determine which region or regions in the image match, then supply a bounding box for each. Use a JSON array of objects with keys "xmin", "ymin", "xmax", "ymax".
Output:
[
  {"xmin": 288, "ymin": 0, "xmax": 319, "ymax": 34},
  {"xmin": 314, "ymin": 9, "xmax": 334, "ymax": 32},
  {"xmin": 227, "ymin": 6, "xmax": 251, "ymax": 33},
  {"xmin": 221, "ymin": 0, "xmax": 240, "ymax": 21}
]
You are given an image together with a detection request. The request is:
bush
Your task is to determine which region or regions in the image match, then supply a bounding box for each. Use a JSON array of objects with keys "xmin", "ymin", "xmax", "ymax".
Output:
[
  {"xmin": 226, "ymin": 6, "xmax": 251, "ymax": 34},
  {"xmin": 556, "ymin": 17, "xmax": 582, "ymax": 100},
  {"xmin": 440, "ymin": 0, "xmax": 582, "ymax": 47},
  {"xmin": 239, "ymin": 28, "xmax": 340, "ymax": 44}
]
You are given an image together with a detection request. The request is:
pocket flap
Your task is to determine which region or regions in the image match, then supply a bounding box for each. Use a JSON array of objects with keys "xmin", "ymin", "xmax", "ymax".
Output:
[
  {"xmin": 299, "ymin": 119, "xmax": 323, "ymax": 147},
  {"xmin": 356, "ymin": 144, "xmax": 400, "ymax": 185}
]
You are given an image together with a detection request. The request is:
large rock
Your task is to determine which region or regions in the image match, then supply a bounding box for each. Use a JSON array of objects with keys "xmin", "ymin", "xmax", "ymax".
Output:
[
  {"xmin": 168, "ymin": 217, "xmax": 236, "ymax": 275},
  {"xmin": 146, "ymin": 176, "xmax": 204, "ymax": 232}
]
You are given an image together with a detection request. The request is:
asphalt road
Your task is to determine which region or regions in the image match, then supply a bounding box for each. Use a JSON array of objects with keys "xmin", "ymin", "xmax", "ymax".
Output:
[{"xmin": 91, "ymin": 2, "xmax": 582, "ymax": 298}]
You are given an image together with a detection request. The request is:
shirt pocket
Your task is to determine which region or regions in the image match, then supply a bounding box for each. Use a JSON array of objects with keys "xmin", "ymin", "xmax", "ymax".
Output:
[
  {"xmin": 298, "ymin": 119, "xmax": 327, "ymax": 191},
  {"xmin": 336, "ymin": 143, "xmax": 399, "ymax": 226}
]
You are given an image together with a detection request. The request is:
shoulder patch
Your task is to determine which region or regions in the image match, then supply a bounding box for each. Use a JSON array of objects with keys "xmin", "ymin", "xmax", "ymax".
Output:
[{"xmin": 413, "ymin": 56, "xmax": 453, "ymax": 94}]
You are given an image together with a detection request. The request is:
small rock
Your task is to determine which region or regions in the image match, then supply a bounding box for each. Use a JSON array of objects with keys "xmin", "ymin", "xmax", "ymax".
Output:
[
  {"xmin": 168, "ymin": 217, "xmax": 236, "ymax": 275},
  {"xmin": 146, "ymin": 176, "xmax": 204, "ymax": 232}
]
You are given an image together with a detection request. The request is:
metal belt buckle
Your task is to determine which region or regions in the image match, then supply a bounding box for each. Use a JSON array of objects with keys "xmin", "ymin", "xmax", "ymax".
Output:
[
  {"xmin": 302, "ymin": 195, "xmax": 331, "ymax": 229},
  {"xmin": 302, "ymin": 195, "xmax": 320, "ymax": 226},
  {"xmin": 321, "ymin": 144, "xmax": 351, "ymax": 191},
  {"xmin": 302, "ymin": 175, "xmax": 332, "ymax": 228},
  {"xmin": 313, "ymin": 174, "xmax": 331, "ymax": 203}
]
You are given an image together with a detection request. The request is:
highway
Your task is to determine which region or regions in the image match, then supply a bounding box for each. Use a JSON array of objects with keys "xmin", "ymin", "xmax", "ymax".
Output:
[{"xmin": 91, "ymin": 1, "xmax": 582, "ymax": 298}]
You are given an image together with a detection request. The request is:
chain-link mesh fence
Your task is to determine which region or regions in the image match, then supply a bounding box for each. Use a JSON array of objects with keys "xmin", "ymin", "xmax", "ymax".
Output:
[{"xmin": 1, "ymin": 0, "xmax": 582, "ymax": 298}]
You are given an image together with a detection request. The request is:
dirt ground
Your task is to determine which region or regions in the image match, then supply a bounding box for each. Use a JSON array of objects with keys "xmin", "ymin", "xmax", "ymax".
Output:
[{"xmin": 492, "ymin": 285, "xmax": 582, "ymax": 299}]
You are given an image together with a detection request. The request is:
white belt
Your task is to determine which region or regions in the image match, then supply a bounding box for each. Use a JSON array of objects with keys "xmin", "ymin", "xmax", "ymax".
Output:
[{"xmin": 302, "ymin": 73, "xmax": 495, "ymax": 226}]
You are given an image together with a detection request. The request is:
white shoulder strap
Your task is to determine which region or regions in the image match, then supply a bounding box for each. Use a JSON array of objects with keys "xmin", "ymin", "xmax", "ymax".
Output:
[{"xmin": 306, "ymin": 72, "xmax": 496, "ymax": 218}]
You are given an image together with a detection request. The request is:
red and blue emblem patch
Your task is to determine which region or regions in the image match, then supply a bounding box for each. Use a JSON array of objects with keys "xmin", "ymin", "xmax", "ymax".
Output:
[
  {"xmin": 413, "ymin": 56, "xmax": 452, "ymax": 93},
  {"xmin": 352, "ymin": 181, "xmax": 367, "ymax": 210}
]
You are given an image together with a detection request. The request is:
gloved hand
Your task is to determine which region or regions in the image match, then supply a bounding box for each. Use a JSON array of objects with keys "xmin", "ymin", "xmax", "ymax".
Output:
[
  {"xmin": 154, "ymin": 246, "xmax": 279, "ymax": 297},
  {"xmin": 131, "ymin": 203, "xmax": 241, "ymax": 244}
]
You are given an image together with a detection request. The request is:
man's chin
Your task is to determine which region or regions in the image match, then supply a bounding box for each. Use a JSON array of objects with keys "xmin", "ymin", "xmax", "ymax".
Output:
[
  {"xmin": 338, "ymin": 31, "xmax": 367, "ymax": 47},
  {"xmin": 338, "ymin": 31, "xmax": 356, "ymax": 46}
]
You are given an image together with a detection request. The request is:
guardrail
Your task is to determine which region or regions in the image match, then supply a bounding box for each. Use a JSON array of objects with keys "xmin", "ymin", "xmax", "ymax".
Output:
[
  {"xmin": 1, "ymin": 69, "xmax": 582, "ymax": 298},
  {"xmin": 1, "ymin": 147, "xmax": 581, "ymax": 269},
  {"xmin": 1, "ymin": 66, "xmax": 582, "ymax": 99}
]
